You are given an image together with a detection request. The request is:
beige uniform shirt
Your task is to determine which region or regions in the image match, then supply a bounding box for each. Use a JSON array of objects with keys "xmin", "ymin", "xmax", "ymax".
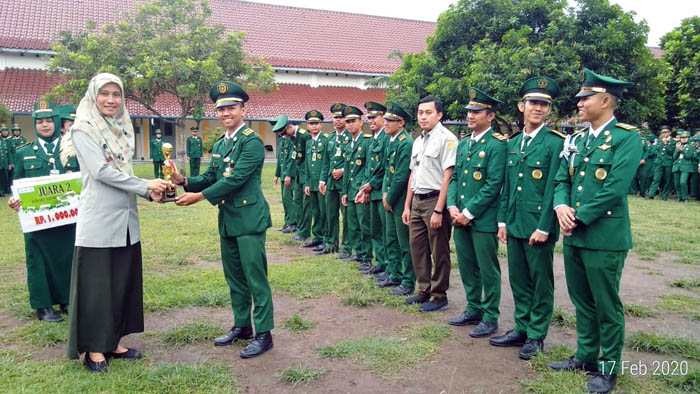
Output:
[{"xmin": 409, "ymin": 122, "xmax": 458, "ymax": 194}]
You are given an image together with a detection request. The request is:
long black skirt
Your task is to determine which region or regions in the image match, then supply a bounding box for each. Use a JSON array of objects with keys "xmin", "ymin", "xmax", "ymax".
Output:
[{"xmin": 67, "ymin": 240, "xmax": 144, "ymax": 359}]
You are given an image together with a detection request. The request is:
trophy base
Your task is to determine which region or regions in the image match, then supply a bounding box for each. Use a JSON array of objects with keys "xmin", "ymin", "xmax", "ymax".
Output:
[{"xmin": 162, "ymin": 190, "xmax": 178, "ymax": 203}]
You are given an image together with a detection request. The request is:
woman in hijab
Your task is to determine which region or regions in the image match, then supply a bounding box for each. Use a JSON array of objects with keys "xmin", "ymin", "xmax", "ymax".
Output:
[
  {"xmin": 8, "ymin": 100, "xmax": 75, "ymax": 323},
  {"xmin": 66, "ymin": 73, "xmax": 169, "ymax": 373}
]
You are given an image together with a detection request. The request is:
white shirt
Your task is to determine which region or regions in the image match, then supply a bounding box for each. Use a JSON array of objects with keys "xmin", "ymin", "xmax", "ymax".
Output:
[
  {"xmin": 224, "ymin": 123, "xmax": 246, "ymax": 140},
  {"xmin": 520, "ymin": 123, "xmax": 545, "ymax": 151},
  {"xmin": 409, "ymin": 122, "xmax": 458, "ymax": 194},
  {"xmin": 38, "ymin": 137, "xmax": 59, "ymax": 155}
]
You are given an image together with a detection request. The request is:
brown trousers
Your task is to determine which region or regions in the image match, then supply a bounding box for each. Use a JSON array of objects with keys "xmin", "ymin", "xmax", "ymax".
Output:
[{"xmin": 409, "ymin": 195, "xmax": 452, "ymax": 301}]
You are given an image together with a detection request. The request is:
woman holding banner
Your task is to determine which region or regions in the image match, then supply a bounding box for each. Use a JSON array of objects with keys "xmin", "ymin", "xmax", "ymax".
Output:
[
  {"xmin": 64, "ymin": 73, "xmax": 169, "ymax": 373},
  {"xmin": 8, "ymin": 100, "xmax": 75, "ymax": 324}
]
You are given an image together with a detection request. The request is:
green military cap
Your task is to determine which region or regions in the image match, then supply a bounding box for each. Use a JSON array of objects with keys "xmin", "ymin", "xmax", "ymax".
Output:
[
  {"xmin": 645, "ymin": 134, "xmax": 656, "ymax": 142},
  {"xmin": 519, "ymin": 76, "xmax": 561, "ymax": 104},
  {"xmin": 270, "ymin": 114, "xmax": 289, "ymax": 133},
  {"xmin": 383, "ymin": 101, "xmax": 411, "ymax": 123},
  {"xmin": 190, "ymin": 126, "xmax": 199, "ymax": 131},
  {"xmin": 576, "ymin": 68, "xmax": 633, "ymax": 98},
  {"xmin": 364, "ymin": 101, "xmax": 386, "ymax": 117},
  {"xmin": 58, "ymin": 104, "xmax": 78, "ymax": 121},
  {"xmin": 466, "ymin": 87, "xmax": 503, "ymax": 111},
  {"xmin": 343, "ymin": 105, "xmax": 363, "ymax": 120},
  {"xmin": 660, "ymin": 126, "xmax": 671, "ymax": 133},
  {"xmin": 32, "ymin": 100, "xmax": 58, "ymax": 119},
  {"xmin": 305, "ymin": 110, "xmax": 324, "ymax": 122},
  {"xmin": 678, "ymin": 129, "xmax": 690, "ymax": 138},
  {"xmin": 330, "ymin": 103, "xmax": 347, "ymax": 118},
  {"xmin": 155, "ymin": 128, "xmax": 162, "ymax": 135},
  {"xmin": 209, "ymin": 81, "xmax": 249, "ymax": 108},
  {"xmin": 0, "ymin": 124, "xmax": 7, "ymax": 131},
  {"xmin": 12, "ymin": 123, "xmax": 21, "ymax": 131}
]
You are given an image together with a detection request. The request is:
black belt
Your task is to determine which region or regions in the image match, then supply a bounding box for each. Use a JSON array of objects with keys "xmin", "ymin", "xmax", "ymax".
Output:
[{"xmin": 414, "ymin": 190, "xmax": 440, "ymax": 200}]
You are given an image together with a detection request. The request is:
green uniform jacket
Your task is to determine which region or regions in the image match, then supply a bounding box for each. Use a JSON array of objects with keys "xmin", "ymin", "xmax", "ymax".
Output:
[
  {"xmin": 63, "ymin": 155, "xmax": 80, "ymax": 172},
  {"xmin": 365, "ymin": 129, "xmax": 388, "ymax": 201},
  {"xmin": 553, "ymin": 119, "xmax": 643, "ymax": 251},
  {"xmin": 674, "ymin": 143, "xmax": 697, "ymax": 173},
  {"xmin": 447, "ymin": 129, "xmax": 507, "ymax": 233},
  {"xmin": 497, "ymin": 126, "xmax": 563, "ymax": 240},
  {"xmin": 150, "ymin": 138, "xmax": 165, "ymax": 161},
  {"xmin": 342, "ymin": 133, "xmax": 373, "ymax": 197},
  {"xmin": 14, "ymin": 139, "xmax": 66, "ymax": 178},
  {"xmin": 186, "ymin": 125, "xmax": 272, "ymax": 238},
  {"xmin": 288, "ymin": 128, "xmax": 311, "ymax": 184},
  {"xmin": 304, "ymin": 134, "xmax": 328, "ymax": 191},
  {"xmin": 321, "ymin": 130, "xmax": 351, "ymax": 191},
  {"xmin": 274, "ymin": 137, "xmax": 290, "ymax": 178},
  {"xmin": 186, "ymin": 136, "xmax": 203, "ymax": 159},
  {"xmin": 0, "ymin": 138, "xmax": 15, "ymax": 170},
  {"xmin": 643, "ymin": 140, "xmax": 657, "ymax": 164},
  {"xmin": 654, "ymin": 140, "xmax": 674, "ymax": 167},
  {"xmin": 382, "ymin": 130, "xmax": 413, "ymax": 208},
  {"xmin": 11, "ymin": 136, "xmax": 27, "ymax": 149}
]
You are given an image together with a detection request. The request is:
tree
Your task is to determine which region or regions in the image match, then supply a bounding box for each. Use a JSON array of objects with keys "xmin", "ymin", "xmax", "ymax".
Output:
[
  {"xmin": 386, "ymin": 0, "xmax": 665, "ymax": 130},
  {"xmin": 0, "ymin": 103, "xmax": 11, "ymax": 126},
  {"xmin": 48, "ymin": 0, "xmax": 276, "ymax": 173},
  {"xmin": 660, "ymin": 16, "xmax": 700, "ymax": 129}
]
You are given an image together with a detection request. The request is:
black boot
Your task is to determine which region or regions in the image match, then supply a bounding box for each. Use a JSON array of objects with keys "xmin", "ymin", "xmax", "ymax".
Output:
[
  {"xmin": 240, "ymin": 332, "xmax": 273, "ymax": 358},
  {"xmin": 213, "ymin": 326, "xmax": 253, "ymax": 346}
]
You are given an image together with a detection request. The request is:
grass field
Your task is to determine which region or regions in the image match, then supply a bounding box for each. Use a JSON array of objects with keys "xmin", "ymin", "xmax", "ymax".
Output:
[{"xmin": 0, "ymin": 163, "xmax": 698, "ymax": 393}]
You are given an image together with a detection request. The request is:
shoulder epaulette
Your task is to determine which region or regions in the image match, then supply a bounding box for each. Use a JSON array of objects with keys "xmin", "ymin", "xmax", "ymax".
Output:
[
  {"xmin": 242, "ymin": 129, "xmax": 254, "ymax": 136},
  {"xmin": 363, "ymin": 133, "xmax": 373, "ymax": 138},
  {"xmin": 216, "ymin": 134, "xmax": 225, "ymax": 142},
  {"xmin": 492, "ymin": 132, "xmax": 506, "ymax": 141},
  {"xmin": 615, "ymin": 123, "xmax": 636, "ymax": 131},
  {"xmin": 15, "ymin": 142, "xmax": 32, "ymax": 150},
  {"xmin": 298, "ymin": 129, "xmax": 306, "ymax": 135},
  {"xmin": 549, "ymin": 129, "xmax": 566, "ymax": 139},
  {"xmin": 573, "ymin": 128, "xmax": 586, "ymax": 135},
  {"xmin": 508, "ymin": 131, "xmax": 521, "ymax": 140},
  {"xmin": 398, "ymin": 134, "xmax": 406, "ymax": 141}
]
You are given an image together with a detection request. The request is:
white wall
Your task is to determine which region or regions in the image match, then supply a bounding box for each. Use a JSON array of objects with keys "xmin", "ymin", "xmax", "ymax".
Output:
[{"xmin": 0, "ymin": 51, "xmax": 50, "ymax": 70}]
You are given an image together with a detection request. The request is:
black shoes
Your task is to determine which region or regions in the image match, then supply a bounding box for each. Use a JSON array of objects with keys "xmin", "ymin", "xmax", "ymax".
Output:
[
  {"xmin": 84, "ymin": 353, "xmax": 108, "ymax": 373},
  {"xmin": 405, "ymin": 295, "xmax": 429, "ymax": 305},
  {"xmin": 291, "ymin": 234, "xmax": 307, "ymax": 241},
  {"xmin": 282, "ymin": 225, "xmax": 296, "ymax": 234},
  {"xmin": 519, "ymin": 339, "xmax": 543, "ymax": 360},
  {"xmin": 369, "ymin": 266, "xmax": 384, "ymax": 275},
  {"xmin": 420, "ymin": 299, "xmax": 448, "ymax": 313},
  {"xmin": 107, "ymin": 348, "xmax": 142, "ymax": 360},
  {"xmin": 448, "ymin": 312, "xmax": 482, "ymax": 326},
  {"xmin": 374, "ymin": 272, "xmax": 388, "ymax": 282},
  {"xmin": 303, "ymin": 240, "xmax": 323, "ymax": 248},
  {"xmin": 315, "ymin": 247, "xmax": 332, "ymax": 255},
  {"xmin": 358, "ymin": 260, "xmax": 372, "ymax": 273},
  {"xmin": 37, "ymin": 307, "xmax": 63, "ymax": 323},
  {"xmin": 214, "ymin": 326, "xmax": 253, "ymax": 346},
  {"xmin": 277, "ymin": 224, "xmax": 289, "ymax": 232},
  {"xmin": 489, "ymin": 329, "xmax": 526, "ymax": 347},
  {"xmin": 547, "ymin": 357, "xmax": 598, "ymax": 373},
  {"xmin": 337, "ymin": 251, "xmax": 352, "ymax": 260},
  {"xmin": 240, "ymin": 332, "xmax": 273, "ymax": 358},
  {"xmin": 390, "ymin": 285, "xmax": 414, "ymax": 296},
  {"xmin": 378, "ymin": 277, "xmax": 401, "ymax": 288},
  {"xmin": 59, "ymin": 304, "xmax": 69, "ymax": 315},
  {"xmin": 587, "ymin": 373, "xmax": 617, "ymax": 393},
  {"xmin": 470, "ymin": 321, "xmax": 498, "ymax": 338}
]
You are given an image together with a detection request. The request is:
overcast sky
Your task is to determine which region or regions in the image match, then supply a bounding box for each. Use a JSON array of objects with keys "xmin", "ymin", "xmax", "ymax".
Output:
[{"xmin": 253, "ymin": 0, "xmax": 699, "ymax": 46}]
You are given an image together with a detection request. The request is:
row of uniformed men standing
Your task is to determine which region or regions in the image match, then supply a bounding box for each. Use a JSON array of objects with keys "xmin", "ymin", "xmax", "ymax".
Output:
[
  {"xmin": 150, "ymin": 127, "xmax": 204, "ymax": 179},
  {"xmin": 274, "ymin": 68, "xmax": 638, "ymax": 394}
]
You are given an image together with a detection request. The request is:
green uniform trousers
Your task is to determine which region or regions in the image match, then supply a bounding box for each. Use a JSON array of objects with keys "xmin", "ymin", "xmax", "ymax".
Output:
[
  {"xmin": 563, "ymin": 245, "xmax": 625, "ymax": 375},
  {"xmin": 638, "ymin": 162, "xmax": 653, "ymax": 195},
  {"xmin": 220, "ymin": 232, "xmax": 274, "ymax": 332},
  {"xmin": 293, "ymin": 178, "xmax": 305, "ymax": 232},
  {"xmin": 648, "ymin": 165, "xmax": 672, "ymax": 199},
  {"xmin": 153, "ymin": 160, "xmax": 164, "ymax": 179},
  {"xmin": 280, "ymin": 184, "xmax": 291, "ymax": 226},
  {"xmin": 305, "ymin": 191, "xmax": 326, "ymax": 243},
  {"xmin": 384, "ymin": 195, "xmax": 414, "ymax": 287},
  {"xmin": 628, "ymin": 167, "xmax": 640, "ymax": 194},
  {"xmin": 340, "ymin": 203, "xmax": 351, "ymax": 254},
  {"xmin": 189, "ymin": 158, "xmax": 201, "ymax": 177},
  {"xmin": 297, "ymin": 187, "xmax": 312, "ymax": 239},
  {"xmin": 454, "ymin": 226, "xmax": 500, "ymax": 323},
  {"xmin": 25, "ymin": 225, "xmax": 75, "ymax": 309},
  {"xmin": 369, "ymin": 199, "xmax": 387, "ymax": 268},
  {"xmin": 347, "ymin": 201, "xmax": 370, "ymax": 260},
  {"xmin": 324, "ymin": 189, "xmax": 341, "ymax": 252},
  {"xmin": 0, "ymin": 169, "xmax": 8, "ymax": 195},
  {"xmin": 674, "ymin": 171, "xmax": 693, "ymax": 201},
  {"xmin": 282, "ymin": 180, "xmax": 297, "ymax": 225},
  {"xmin": 506, "ymin": 236, "xmax": 554, "ymax": 340}
]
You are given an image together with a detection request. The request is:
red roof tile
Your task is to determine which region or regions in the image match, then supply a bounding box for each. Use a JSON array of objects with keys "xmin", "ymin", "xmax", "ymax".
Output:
[
  {"xmin": 0, "ymin": 68, "xmax": 385, "ymax": 119},
  {"xmin": 0, "ymin": 0, "xmax": 435, "ymax": 74}
]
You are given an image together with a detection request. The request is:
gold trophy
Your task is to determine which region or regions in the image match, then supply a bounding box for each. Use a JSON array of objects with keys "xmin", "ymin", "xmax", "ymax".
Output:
[{"xmin": 161, "ymin": 143, "xmax": 178, "ymax": 202}]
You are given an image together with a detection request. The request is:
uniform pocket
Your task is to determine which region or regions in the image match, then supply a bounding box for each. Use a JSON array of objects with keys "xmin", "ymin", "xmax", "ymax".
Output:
[{"xmin": 234, "ymin": 194, "xmax": 258, "ymax": 207}]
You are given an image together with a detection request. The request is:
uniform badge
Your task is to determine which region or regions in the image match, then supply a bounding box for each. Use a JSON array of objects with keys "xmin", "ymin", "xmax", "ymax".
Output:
[
  {"xmin": 595, "ymin": 168, "xmax": 608, "ymax": 180},
  {"xmin": 38, "ymin": 101, "xmax": 49, "ymax": 110},
  {"xmin": 217, "ymin": 83, "xmax": 228, "ymax": 94},
  {"xmin": 317, "ymin": 153, "xmax": 322, "ymax": 160},
  {"xmin": 223, "ymin": 167, "xmax": 232, "ymax": 177},
  {"xmin": 473, "ymin": 170, "xmax": 483, "ymax": 181},
  {"xmin": 469, "ymin": 89, "xmax": 477, "ymax": 99},
  {"xmin": 532, "ymin": 169, "xmax": 543, "ymax": 180},
  {"xmin": 598, "ymin": 144, "xmax": 611, "ymax": 151},
  {"xmin": 537, "ymin": 78, "xmax": 548, "ymax": 89},
  {"xmin": 478, "ymin": 151, "xmax": 485, "ymax": 158}
]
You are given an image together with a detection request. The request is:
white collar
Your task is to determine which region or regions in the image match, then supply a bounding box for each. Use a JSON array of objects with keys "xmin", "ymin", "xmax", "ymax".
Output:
[
  {"xmin": 225, "ymin": 123, "xmax": 246, "ymax": 140},
  {"xmin": 471, "ymin": 127, "xmax": 491, "ymax": 142},
  {"xmin": 589, "ymin": 116, "xmax": 615, "ymax": 139},
  {"xmin": 390, "ymin": 130, "xmax": 404, "ymax": 142}
]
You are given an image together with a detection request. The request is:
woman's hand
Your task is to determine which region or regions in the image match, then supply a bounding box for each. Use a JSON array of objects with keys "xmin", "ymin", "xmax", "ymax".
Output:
[
  {"xmin": 8, "ymin": 197, "xmax": 21, "ymax": 212},
  {"xmin": 147, "ymin": 179, "xmax": 170, "ymax": 193},
  {"xmin": 150, "ymin": 190, "xmax": 163, "ymax": 203}
]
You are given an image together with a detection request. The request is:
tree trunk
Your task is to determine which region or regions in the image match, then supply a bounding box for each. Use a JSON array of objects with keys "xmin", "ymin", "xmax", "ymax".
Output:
[{"xmin": 176, "ymin": 117, "xmax": 187, "ymax": 177}]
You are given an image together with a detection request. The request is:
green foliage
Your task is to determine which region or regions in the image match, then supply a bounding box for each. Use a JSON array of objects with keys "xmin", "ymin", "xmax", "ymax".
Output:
[
  {"xmin": 661, "ymin": 16, "xmax": 700, "ymax": 129},
  {"xmin": 159, "ymin": 321, "xmax": 223, "ymax": 347},
  {"xmin": 0, "ymin": 103, "xmax": 11, "ymax": 125},
  {"xmin": 276, "ymin": 364, "xmax": 326, "ymax": 387},
  {"xmin": 627, "ymin": 331, "xmax": 700, "ymax": 361},
  {"xmin": 653, "ymin": 362, "xmax": 700, "ymax": 393},
  {"xmin": 202, "ymin": 126, "xmax": 225, "ymax": 153},
  {"xmin": 623, "ymin": 303, "xmax": 657, "ymax": 318},
  {"xmin": 10, "ymin": 321, "xmax": 68, "ymax": 347},
  {"xmin": 668, "ymin": 278, "xmax": 700, "ymax": 289},
  {"xmin": 281, "ymin": 314, "xmax": 316, "ymax": 333},
  {"xmin": 520, "ymin": 344, "xmax": 589, "ymax": 393},
  {"xmin": 317, "ymin": 324, "xmax": 451, "ymax": 376},
  {"xmin": 550, "ymin": 306, "xmax": 576, "ymax": 328},
  {"xmin": 660, "ymin": 294, "xmax": 700, "ymax": 321},
  {"xmin": 388, "ymin": 0, "xmax": 665, "ymax": 128}
]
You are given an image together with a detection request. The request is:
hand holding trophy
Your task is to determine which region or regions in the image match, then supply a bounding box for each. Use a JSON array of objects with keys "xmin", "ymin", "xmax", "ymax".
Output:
[{"xmin": 161, "ymin": 143, "xmax": 179, "ymax": 202}]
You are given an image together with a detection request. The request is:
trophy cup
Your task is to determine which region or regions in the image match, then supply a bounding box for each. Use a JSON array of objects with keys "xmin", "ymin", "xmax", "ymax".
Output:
[{"xmin": 161, "ymin": 143, "xmax": 178, "ymax": 202}]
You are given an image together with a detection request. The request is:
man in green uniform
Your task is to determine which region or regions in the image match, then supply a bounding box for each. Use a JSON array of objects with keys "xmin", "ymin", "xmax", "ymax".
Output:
[
  {"xmin": 174, "ymin": 81, "xmax": 274, "ymax": 359},
  {"xmin": 187, "ymin": 127, "xmax": 203, "ymax": 176},
  {"xmin": 446, "ymin": 88, "xmax": 506, "ymax": 338},
  {"xmin": 58, "ymin": 104, "xmax": 80, "ymax": 172},
  {"xmin": 646, "ymin": 127, "xmax": 674, "ymax": 200},
  {"xmin": 378, "ymin": 101, "xmax": 416, "ymax": 295},
  {"xmin": 0, "ymin": 124, "xmax": 15, "ymax": 196},
  {"xmin": 273, "ymin": 118, "xmax": 293, "ymax": 232},
  {"xmin": 150, "ymin": 129, "xmax": 165, "ymax": 179},
  {"xmin": 489, "ymin": 77, "xmax": 563, "ymax": 359},
  {"xmin": 358, "ymin": 102, "xmax": 388, "ymax": 274},
  {"xmin": 692, "ymin": 131, "xmax": 700, "ymax": 200},
  {"xmin": 12, "ymin": 124, "xmax": 27, "ymax": 147},
  {"xmin": 341, "ymin": 106, "xmax": 373, "ymax": 269},
  {"xmin": 550, "ymin": 69, "xmax": 642, "ymax": 394},
  {"xmin": 638, "ymin": 133, "xmax": 657, "ymax": 197},
  {"xmin": 316, "ymin": 103, "xmax": 351, "ymax": 256},
  {"xmin": 673, "ymin": 130, "xmax": 696, "ymax": 203},
  {"xmin": 288, "ymin": 120, "xmax": 312, "ymax": 242},
  {"xmin": 302, "ymin": 110, "xmax": 328, "ymax": 249}
]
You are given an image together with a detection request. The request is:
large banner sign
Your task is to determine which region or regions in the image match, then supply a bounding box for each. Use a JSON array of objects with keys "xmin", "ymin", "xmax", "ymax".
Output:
[{"xmin": 12, "ymin": 172, "xmax": 82, "ymax": 233}]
